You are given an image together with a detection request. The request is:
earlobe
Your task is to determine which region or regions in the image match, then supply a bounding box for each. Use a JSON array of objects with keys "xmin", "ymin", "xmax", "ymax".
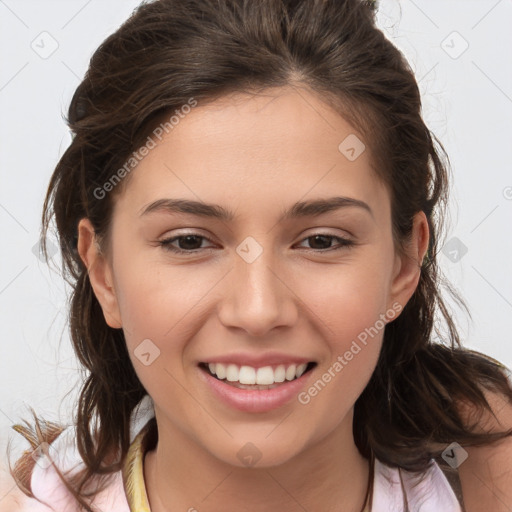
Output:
[
  {"xmin": 77, "ymin": 218, "xmax": 122, "ymax": 329},
  {"xmin": 388, "ymin": 211, "xmax": 430, "ymax": 312}
]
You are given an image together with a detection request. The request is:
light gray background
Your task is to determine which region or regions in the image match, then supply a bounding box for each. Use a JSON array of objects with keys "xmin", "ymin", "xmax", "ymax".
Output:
[{"xmin": 1, "ymin": 0, "xmax": 511, "ymax": 501}]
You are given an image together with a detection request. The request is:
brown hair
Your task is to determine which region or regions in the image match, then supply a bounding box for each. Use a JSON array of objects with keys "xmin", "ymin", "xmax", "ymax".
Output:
[{"xmin": 8, "ymin": 0, "xmax": 512, "ymax": 510}]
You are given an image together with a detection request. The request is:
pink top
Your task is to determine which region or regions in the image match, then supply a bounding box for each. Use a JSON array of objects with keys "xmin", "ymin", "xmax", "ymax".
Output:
[{"xmin": 23, "ymin": 395, "xmax": 461, "ymax": 511}]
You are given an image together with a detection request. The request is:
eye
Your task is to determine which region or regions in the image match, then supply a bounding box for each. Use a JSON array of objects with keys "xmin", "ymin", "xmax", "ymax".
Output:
[
  {"xmin": 158, "ymin": 232, "xmax": 354, "ymax": 254},
  {"xmin": 159, "ymin": 233, "xmax": 215, "ymax": 254},
  {"xmin": 295, "ymin": 233, "xmax": 355, "ymax": 251}
]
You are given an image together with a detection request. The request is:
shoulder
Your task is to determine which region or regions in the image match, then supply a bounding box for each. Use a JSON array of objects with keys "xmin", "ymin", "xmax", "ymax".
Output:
[
  {"xmin": 372, "ymin": 458, "xmax": 462, "ymax": 511},
  {"xmin": 28, "ymin": 425, "xmax": 85, "ymax": 511},
  {"xmin": 0, "ymin": 425, "xmax": 73, "ymax": 512},
  {"xmin": 5, "ymin": 395, "xmax": 154, "ymax": 512},
  {"xmin": 0, "ymin": 461, "xmax": 52, "ymax": 512},
  {"xmin": 456, "ymin": 389, "xmax": 512, "ymax": 511},
  {"xmin": 0, "ymin": 486, "xmax": 54, "ymax": 512},
  {"xmin": 10, "ymin": 425, "xmax": 129, "ymax": 512}
]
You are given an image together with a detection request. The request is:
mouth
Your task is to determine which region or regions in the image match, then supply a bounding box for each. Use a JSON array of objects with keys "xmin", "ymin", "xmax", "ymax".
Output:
[{"xmin": 198, "ymin": 361, "xmax": 317, "ymax": 390}]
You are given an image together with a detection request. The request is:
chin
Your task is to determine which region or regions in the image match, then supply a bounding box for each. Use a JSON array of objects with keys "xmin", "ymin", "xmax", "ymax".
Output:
[{"xmin": 205, "ymin": 435, "xmax": 308, "ymax": 470}]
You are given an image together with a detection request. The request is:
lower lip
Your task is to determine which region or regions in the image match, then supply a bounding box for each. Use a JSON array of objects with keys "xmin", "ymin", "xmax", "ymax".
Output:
[{"xmin": 198, "ymin": 366, "xmax": 314, "ymax": 413}]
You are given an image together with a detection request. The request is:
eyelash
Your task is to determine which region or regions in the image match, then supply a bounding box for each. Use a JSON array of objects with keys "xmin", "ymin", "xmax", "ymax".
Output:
[{"xmin": 158, "ymin": 232, "xmax": 355, "ymax": 254}]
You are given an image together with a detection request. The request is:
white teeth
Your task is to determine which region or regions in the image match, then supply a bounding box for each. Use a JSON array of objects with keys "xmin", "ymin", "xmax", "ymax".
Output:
[
  {"xmin": 256, "ymin": 366, "xmax": 274, "ymax": 385},
  {"xmin": 296, "ymin": 363, "xmax": 308, "ymax": 378},
  {"xmin": 274, "ymin": 365, "xmax": 286, "ymax": 383},
  {"xmin": 215, "ymin": 363, "xmax": 226, "ymax": 380},
  {"xmin": 239, "ymin": 366, "xmax": 256, "ymax": 385},
  {"xmin": 285, "ymin": 364, "xmax": 296, "ymax": 381},
  {"xmin": 226, "ymin": 364, "xmax": 239, "ymax": 382},
  {"xmin": 206, "ymin": 362, "xmax": 312, "ymax": 385}
]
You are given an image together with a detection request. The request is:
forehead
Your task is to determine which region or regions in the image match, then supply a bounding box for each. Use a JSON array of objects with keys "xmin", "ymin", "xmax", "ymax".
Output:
[
  {"xmin": 156, "ymin": 86, "xmax": 365, "ymax": 165},
  {"xmin": 114, "ymin": 86, "xmax": 389, "ymax": 220}
]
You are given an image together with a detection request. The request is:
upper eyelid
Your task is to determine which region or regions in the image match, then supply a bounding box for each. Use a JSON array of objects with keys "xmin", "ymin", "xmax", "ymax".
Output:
[
  {"xmin": 159, "ymin": 231, "xmax": 354, "ymax": 249},
  {"xmin": 159, "ymin": 229, "xmax": 353, "ymax": 241},
  {"xmin": 159, "ymin": 223, "xmax": 355, "ymax": 237},
  {"xmin": 159, "ymin": 230, "xmax": 215, "ymax": 243}
]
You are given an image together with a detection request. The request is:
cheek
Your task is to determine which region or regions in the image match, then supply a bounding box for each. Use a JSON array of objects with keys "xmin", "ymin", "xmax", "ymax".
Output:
[
  {"xmin": 297, "ymin": 288, "xmax": 388, "ymax": 434},
  {"xmin": 319, "ymin": 287, "xmax": 386, "ymax": 395},
  {"xmin": 294, "ymin": 258, "xmax": 392, "ymax": 402},
  {"xmin": 298, "ymin": 255, "xmax": 393, "ymax": 340},
  {"xmin": 113, "ymin": 251, "xmax": 184, "ymax": 329},
  {"xmin": 112, "ymin": 264, "xmax": 197, "ymax": 399},
  {"xmin": 324, "ymin": 284, "xmax": 389, "ymax": 351},
  {"xmin": 297, "ymin": 336, "xmax": 381, "ymax": 447},
  {"xmin": 112, "ymin": 255, "xmax": 221, "ymax": 364}
]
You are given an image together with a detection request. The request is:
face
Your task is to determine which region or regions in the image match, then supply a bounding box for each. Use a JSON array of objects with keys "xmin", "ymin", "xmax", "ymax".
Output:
[{"xmin": 79, "ymin": 85, "xmax": 427, "ymax": 468}]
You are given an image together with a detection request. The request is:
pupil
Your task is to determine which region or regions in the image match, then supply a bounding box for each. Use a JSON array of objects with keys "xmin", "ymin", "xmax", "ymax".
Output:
[
  {"xmin": 310, "ymin": 235, "xmax": 331, "ymax": 249},
  {"xmin": 180, "ymin": 235, "xmax": 201, "ymax": 250}
]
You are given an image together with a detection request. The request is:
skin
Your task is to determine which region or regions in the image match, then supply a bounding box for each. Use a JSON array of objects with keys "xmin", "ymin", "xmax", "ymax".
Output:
[
  {"xmin": 2, "ymin": 86, "xmax": 510, "ymax": 512},
  {"xmin": 77, "ymin": 85, "xmax": 429, "ymax": 512}
]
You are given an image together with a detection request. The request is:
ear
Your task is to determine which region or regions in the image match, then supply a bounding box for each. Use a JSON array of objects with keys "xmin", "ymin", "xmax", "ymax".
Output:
[
  {"xmin": 77, "ymin": 218, "xmax": 122, "ymax": 329},
  {"xmin": 387, "ymin": 211, "xmax": 429, "ymax": 312}
]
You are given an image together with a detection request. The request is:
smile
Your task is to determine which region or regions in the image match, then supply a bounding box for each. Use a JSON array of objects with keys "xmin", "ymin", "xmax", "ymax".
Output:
[
  {"xmin": 199, "ymin": 361, "xmax": 317, "ymax": 387},
  {"xmin": 198, "ymin": 360, "xmax": 318, "ymax": 413}
]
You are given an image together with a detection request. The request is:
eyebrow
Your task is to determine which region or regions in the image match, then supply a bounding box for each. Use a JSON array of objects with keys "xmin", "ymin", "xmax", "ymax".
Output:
[{"xmin": 139, "ymin": 196, "xmax": 374, "ymax": 222}]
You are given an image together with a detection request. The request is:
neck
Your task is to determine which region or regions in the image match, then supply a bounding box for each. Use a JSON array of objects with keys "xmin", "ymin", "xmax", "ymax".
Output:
[{"xmin": 144, "ymin": 409, "xmax": 370, "ymax": 512}]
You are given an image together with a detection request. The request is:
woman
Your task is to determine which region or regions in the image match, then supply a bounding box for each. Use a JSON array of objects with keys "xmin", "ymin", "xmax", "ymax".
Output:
[{"xmin": 6, "ymin": 0, "xmax": 512, "ymax": 510}]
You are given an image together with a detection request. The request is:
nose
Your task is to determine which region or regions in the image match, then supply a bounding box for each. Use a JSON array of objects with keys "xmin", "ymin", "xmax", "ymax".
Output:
[{"xmin": 217, "ymin": 246, "xmax": 298, "ymax": 337}]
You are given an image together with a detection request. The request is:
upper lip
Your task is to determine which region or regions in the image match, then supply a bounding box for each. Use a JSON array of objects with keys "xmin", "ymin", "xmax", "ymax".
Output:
[{"xmin": 199, "ymin": 352, "xmax": 315, "ymax": 368}]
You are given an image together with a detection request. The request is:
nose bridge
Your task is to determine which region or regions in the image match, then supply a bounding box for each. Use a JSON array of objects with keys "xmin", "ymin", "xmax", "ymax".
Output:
[{"xmin": 218, "ymin": 235, "xmax": 296, "ymax": 335}]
